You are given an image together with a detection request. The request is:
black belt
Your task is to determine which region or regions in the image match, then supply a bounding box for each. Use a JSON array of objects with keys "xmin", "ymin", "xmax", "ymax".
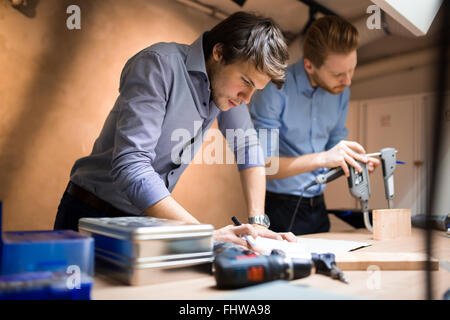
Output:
[
  {"xmin": 65, "ymin": 181, "xmax": 132, "ymax": 218},
  {"xmin": 266, "ymin": 191, "xmax": 324, "ymax": 207}
]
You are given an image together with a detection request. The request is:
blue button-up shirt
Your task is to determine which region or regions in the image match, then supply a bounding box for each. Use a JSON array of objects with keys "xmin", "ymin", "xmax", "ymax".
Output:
[
  {"xmin": 70, "ymin": 33, "xmax": 264, "ymax": 215},
  {"xmin": 250, "ymin": 58, "xmax": 349, "ymax": 197}
]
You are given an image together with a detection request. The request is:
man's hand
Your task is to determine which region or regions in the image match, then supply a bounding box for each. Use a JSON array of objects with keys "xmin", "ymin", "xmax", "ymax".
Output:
[
  {"xmin": 319, "ymin": 140, "xmax": 369, "ymax": 177},
  {"xmin": 251, "ymin": 224, "xmax": 297, "ymax": 242},
  {"xmin": 367, "ymin": 156, "xmax": 380, "ymax": 173},
  {"xmin": 213, "ymin": 224, "xmax": 297, "ymax": 249},
  {"xmin": 213, "ymin": 224, "xmax": 259, "ymax": 248}
]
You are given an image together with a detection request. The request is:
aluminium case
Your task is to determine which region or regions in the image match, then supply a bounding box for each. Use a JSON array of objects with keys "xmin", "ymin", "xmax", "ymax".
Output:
[{"xmin": 78, "ymin": 217, "xmax": 214, "ymax": 285}]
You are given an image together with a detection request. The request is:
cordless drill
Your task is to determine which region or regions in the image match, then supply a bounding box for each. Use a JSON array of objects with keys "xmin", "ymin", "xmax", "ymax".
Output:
[
  {"xmin": 213, "ymin": 242, "xmax": 348, "ymax": 289},
  {"xmin": 359, "ymin": 147, "xmax": 398, "ymax": 208},
  {"xmin": 303, "ymin": 147, "xmax": 399, "ymax": 231},
  {"xmin": 304, "ymin": 160, "xmax": 372, "ymax": 230}
]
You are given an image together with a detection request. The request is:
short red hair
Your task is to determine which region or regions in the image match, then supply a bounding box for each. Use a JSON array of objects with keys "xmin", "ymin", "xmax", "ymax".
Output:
[{"xmin": 303, "ymin": 16, "xmax": 359, "ymax": 68}]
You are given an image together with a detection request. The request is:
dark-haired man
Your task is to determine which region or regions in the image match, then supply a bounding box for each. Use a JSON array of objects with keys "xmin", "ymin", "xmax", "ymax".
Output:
[
  {"xmin": 54, "ymin": 12, "xmax": 297, "ymax": 246},
  {"xmin": 250, "ymin": 16, "xmax": 380, "ymax": 235}
]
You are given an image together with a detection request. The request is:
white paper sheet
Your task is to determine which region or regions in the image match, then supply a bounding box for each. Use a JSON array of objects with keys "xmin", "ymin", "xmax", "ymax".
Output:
[{"xmin": 249, "ymin": 236, "xmax": 371, "ymax": 259}]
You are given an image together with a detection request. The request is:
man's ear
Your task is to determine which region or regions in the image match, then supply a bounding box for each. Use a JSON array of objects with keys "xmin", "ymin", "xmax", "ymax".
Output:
[
  {"xmin": 303, "ymin": 58, "xmax": 314, "ymax": 74},
  {"xmin": 212, "ymin": 43, "xmax": 224, "ymax": 63}
]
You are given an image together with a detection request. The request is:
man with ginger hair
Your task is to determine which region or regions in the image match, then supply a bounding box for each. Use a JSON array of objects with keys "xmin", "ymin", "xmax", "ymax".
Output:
[{"xmin": 250, "ymin": 15, "xmax": 380, "ymax": 235}]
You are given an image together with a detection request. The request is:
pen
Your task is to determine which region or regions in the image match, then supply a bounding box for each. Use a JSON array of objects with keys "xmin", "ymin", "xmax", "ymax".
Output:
[
  {"xmin": 231, "ymin": 216, "xmax": 241, "ymax": 226},
  {"xmin": 231, "ymin": 216, "xmax": 257, "ymax": 248}
]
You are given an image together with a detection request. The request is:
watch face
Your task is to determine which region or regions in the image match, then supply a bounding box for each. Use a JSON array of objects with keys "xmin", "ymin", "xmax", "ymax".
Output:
[
  {"xmin": 250, "ymin": 215, "xmax": 270, "ymax": 228},
  {"xmin": 263, "ymin": 215, "xmax": 270, "ymax": 227}
]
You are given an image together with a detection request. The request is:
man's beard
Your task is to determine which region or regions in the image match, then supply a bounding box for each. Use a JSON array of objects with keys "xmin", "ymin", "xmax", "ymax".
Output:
[
  {"xmin": 210, "ymin": 88, "xmax": 240, "ymax": 111},
  {"xmin": 208, "ymin": 71, "xmax": 229, "ymax": 111},
  {"xmin": 210, "ymin": 89, "xmax": 227, "ymax": 111},
  {"xmin": 310, "ymin": 71, "xmax": 347, "ymax": 95}
]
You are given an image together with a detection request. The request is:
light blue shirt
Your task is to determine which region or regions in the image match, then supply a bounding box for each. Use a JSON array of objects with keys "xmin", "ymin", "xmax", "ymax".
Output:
[
  {"xmin": 70, "ymin": 33, "xmax": 264, "ymax": 215},
  {"xmin": 250, "ymin": 58, "xmax": 349, "ymax": 197}
]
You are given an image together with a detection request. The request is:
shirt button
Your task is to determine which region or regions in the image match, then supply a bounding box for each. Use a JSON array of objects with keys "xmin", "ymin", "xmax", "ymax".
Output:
[
  {"xmin": 202, "ymin": 102, "xmax": 207, "ymax": 106},
  {"xmin": 170, "ymin": 171, "xmax": 174, "ymax": 175}
]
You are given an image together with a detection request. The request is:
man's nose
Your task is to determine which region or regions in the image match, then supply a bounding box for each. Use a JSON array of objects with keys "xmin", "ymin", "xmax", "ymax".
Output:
[
  {"xmin": 342, "ymin": 72, "xmax": 352, "ymax": 86},
  {"xmin": 239, "ymin": 88, "xmax": 255, "ymax": 104}
]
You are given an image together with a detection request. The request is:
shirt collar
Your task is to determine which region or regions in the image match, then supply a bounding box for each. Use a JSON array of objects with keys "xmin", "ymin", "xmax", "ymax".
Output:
[
  {"xmin": 294, "ymin": 58, "xmax": 315, "ymax": 98},
  {"xmin": 186, "ymin": 32, "xmax": 218, "ymax": 119},
  {"xmin": 186, "ymin": 32, "xmax": 209, "ymax": 77}
]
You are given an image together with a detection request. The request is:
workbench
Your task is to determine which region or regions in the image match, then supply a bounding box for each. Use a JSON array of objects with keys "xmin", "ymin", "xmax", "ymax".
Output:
[{"xmin": 92, "ymin": 227, "xmax": 449, "ymax": 300}]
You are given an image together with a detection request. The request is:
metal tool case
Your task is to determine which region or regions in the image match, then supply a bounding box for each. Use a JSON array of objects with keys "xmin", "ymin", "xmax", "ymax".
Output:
[{"xmin": 78, "ymin": 216, "xmax": 214, "ymax": 285}]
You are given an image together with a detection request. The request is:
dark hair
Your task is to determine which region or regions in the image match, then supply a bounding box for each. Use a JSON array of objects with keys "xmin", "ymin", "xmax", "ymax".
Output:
[
  {"xmin": 203, "ymin": 11, "xmax": 289, "ymax": 89},
  {"xmin": 303, "ymin": 15, "xmax": 359, "ymax": 68}
]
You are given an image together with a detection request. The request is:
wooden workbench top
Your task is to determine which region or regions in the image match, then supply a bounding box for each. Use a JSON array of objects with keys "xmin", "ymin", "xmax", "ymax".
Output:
[{"xmin": 92, "ymin": 228, "xmax": 450, "ymax": 300}]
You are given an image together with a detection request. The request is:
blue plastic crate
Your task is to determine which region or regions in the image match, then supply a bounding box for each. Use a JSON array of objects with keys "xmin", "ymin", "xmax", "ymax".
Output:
[
  {"xmin": 1, "ymin": 230, "xmax": 94, "ymax": 276},
  {"xmin": 0, "ymin": 271, "xmax": 92, "ymax": 300},
  {"xmin": 0, "ymin": 200, "xmax": 94, "ymax": 276}
]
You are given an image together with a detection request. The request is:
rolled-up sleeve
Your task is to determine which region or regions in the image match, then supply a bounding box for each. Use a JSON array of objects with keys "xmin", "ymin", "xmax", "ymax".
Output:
[
  {"xmin": 249, "ymin": 83, "xmax": 285, "ymax": 158},
  {"xmin": 217, "ymin": 104, "xmax": 265, "ymax": 171},
  {"xmin": 111, "ymin": 51, "xmax": 171, "ymax": 211}
]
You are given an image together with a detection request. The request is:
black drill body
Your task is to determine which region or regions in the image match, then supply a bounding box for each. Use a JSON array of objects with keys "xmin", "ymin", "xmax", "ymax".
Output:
[{"xmin": 213, "ymin": 242, "xmax": 347, "ymax": 289}]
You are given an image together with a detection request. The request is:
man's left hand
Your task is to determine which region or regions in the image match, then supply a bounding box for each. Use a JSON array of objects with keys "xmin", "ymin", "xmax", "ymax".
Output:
[{"xmin": 251, "ymin": 224, "xmax": 298, "ymax": 242}]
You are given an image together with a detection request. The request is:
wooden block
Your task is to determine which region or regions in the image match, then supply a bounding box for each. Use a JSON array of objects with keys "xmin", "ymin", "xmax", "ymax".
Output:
[
  {"xmin": 335, "ymin": 252, "xmax": 439, "ymax": 271},
  {"xmin": 373, "ymin": 209, "xmax": 411, "ymax": 240}
]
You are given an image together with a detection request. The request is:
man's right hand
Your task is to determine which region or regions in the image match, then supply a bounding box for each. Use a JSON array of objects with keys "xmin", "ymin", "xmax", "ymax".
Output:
[
  {"xmin": 319, "ymin": 140, "xmax": 368, "ymax": 177},
  {"xmin": 213, "ymin": 224, "xmax": 297, "ymax": 250},
  {"xmin": 213, "ymin": 224, "xmax": 259, "ymax": 248}
]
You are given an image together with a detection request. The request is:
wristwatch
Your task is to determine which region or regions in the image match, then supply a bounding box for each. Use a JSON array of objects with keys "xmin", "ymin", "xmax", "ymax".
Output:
[{"xmin": 248, "ymin": 214, "xmax": 270, "ymax": 228}]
